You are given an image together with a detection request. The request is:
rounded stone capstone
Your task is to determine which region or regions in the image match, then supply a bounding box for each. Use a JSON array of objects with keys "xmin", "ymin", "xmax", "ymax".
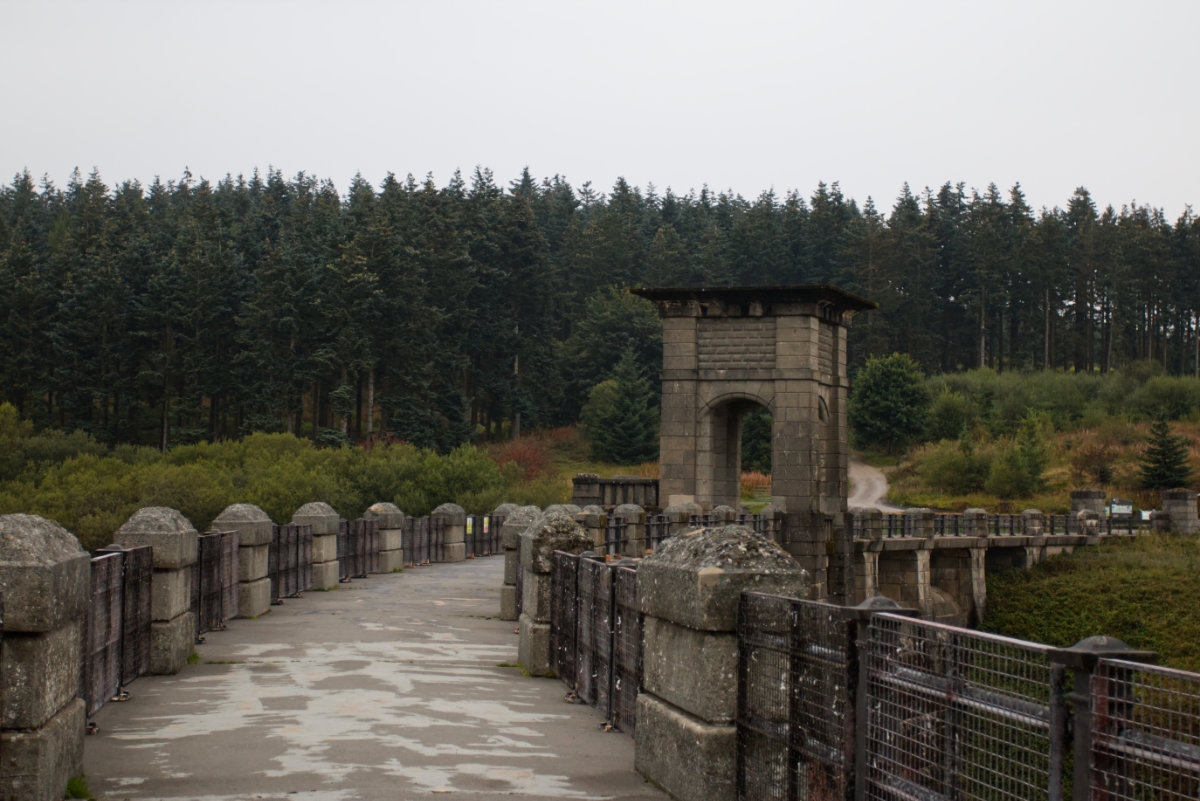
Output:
[
  {"xmin": 637, "ymin": 524, "xmax": 809, "ymax": 632},
  {"xmin": 710, "ymin": 505, "xmax": 738, "ymax": 523},
  {"xmin": 520, "ymin": 510, "xmax": 593, "ymax": 574},
  {"xmin": 543, "ymin": 503, "xmax": 581, "ymax": 518},
  {"xmin": 500, "ymin": 505, "xmax": 544, "ymax": 550},
  {"xmin": 115, "ymin": 507, "xmax": 199, "ymax": 570},
  {"xmin": 363, "ymin": 502, "xmax": 405, "ymax": 529},
  {"xmin": 663, "ymin": 501, "xmax": 702, "ymax": 522},
  {"xmin": 431, "ymin": 502, "xmax": 466, "ymax": 523},
  {"xmin": 612, "ymin": 504, "xmax": 645, "ymax": 522},
  {"xmin": 492, "ymin": 502, "xmax": 520, "ymax": 517},
  {"xmin": 212, "ymin": 503, "xmax": 274, "ymax": 546},
  {"xmin": 291, "ymin": 502, "xmax": 340, "ymax": 535},
  {"xmin": 0, "ymin": 514, "xmax": 90, "ymax": 633}
]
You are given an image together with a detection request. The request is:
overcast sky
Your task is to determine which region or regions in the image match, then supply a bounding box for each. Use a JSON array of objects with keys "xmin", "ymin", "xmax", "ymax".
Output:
[{"xmin": 3, "ymin": 0, "xmax": 1196, "ymax": 218}]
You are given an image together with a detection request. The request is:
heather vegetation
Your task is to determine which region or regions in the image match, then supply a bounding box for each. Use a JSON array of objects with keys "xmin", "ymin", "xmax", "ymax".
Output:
[{"xmin": 981, "ymin": 534, "xmax": 1200, "ymax": 671}]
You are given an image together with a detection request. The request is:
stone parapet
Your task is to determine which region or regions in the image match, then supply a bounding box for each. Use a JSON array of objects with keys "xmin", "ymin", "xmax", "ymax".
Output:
[
  {"xmin": 0, "ymin": 514, "xmax": 90, "ymax": 800},
  {"xmin": 1161, "ymin": 490, "xmax": 1199, "ymax": 534},
  {"xmin": 364, "ymin": 502, "xmax": 405, "ymax": 572},
  {"xmin": 292, "ymin": 502, "xmax": 340, "ymax": 590},
  {"xmin": 213, "ymin": 503, "xmax": 272, "ymax": 618},
  {"xmin": 517, "ymin": 511, "xmax": 592, "ymax": 676},
  {"xmin": 115, "ymin": 507, "xmax": 198, "ymax": 674}
]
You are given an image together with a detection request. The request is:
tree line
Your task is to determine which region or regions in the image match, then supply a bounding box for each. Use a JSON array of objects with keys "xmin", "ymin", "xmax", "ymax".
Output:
[{"xmin": 1, "ymin": 166, "xmax": 1196, "ymax": 449}]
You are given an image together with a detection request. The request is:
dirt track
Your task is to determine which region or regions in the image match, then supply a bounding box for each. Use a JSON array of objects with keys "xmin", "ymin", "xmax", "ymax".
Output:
[{"xmin": 848, "ymin": 459, "xmax": 903, "ymax": 512}]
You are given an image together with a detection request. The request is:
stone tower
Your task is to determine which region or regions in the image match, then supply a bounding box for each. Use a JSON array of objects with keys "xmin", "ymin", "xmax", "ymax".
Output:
[{"xmin": 632, "ymin": 285, "xmax": 875, "ymax": 600}]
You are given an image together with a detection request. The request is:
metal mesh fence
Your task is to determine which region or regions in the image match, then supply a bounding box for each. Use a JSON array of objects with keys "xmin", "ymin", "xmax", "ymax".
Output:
[
  {"xmin": 1090, "ymin": 658, "xmax": 1200, "ymax": 800},
  {"xmin": 646, "ymin": 514, "xmax": 670, "ymax": 551},
  {"xmin": 605, "ymin": 517, "xmax": 629, "ymax": 556},
  {"xmin": 404, "ymin": 516, "xmax": 432, "ymax": 566},
  {"xmin": 195, "ymin": 532, "xmax": 226, "ymax": 633},
  {"xmin": 298, "ymin": 524, "xmax": 313, "ymax": 591},
  {"xmin": 466, "ymin": 515, "xmax": 501, "ymax": 557},
  {"xmin": 85, "ymin": 552, "xmax": 123, "ymax": 717},
  {"xmin": 364, "ymin": 519, "xmax": 380, "ymax": 574},
  {"xmin": 862, "ymin": 612, "xmax": 1064, "ymax": 801},
  {"xmin": 431, "ymin": 517, "xmax": 446, "ymax": 562},
  {"xmin": 550, "ymin": 550, "xmax": 579, "ymax": 690},
  {"xmin": 219, "ymin": 531, "xmax": 238, "ymax": 618},
  {"xmin": 576, "ymin": 556, "xmax": 613, "ymax": 716},
  {"xmin": 611, "ymin": 562, "xmax": 641, "ymax": 732},
  {"xmin": 736, "ymin": 593, "xmax": 856, "ymax": 801},
  {"xmin": 336, "ymin": 519, "xmax": 351, "ymax": 580},
  {"xmin": 120, "ymin": 545, "xmax": 152, "ymax": 684}
]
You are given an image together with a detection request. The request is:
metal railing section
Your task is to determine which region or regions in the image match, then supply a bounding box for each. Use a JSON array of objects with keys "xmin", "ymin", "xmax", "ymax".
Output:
[
  {"xmin": 84, "ymin": 552, "xmax": 124, "ymax": 717},
  {"xmin": 611, "ymin": 562, "xmax": 641, "ymax": 733},
  {"xmin": 1090, "ymin": 658, "xmax": 1200, "ymax": 800},
  {"xmin": 576, "ymin": 556, "xmax": 614, "ymax": 716},
  {"xmin": 736, "ymin": 593, "xmax": 855, "ymax": 801},
  {"xmin": 550, "ymin": 550, "xmax": 579, "ymax": 689},
  {"xmin": 862, "ymin": 612, "xmax": 1066, "ymax": 801}
]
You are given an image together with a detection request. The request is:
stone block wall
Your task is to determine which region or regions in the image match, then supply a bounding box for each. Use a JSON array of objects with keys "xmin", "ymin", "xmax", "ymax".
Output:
[
  {"xmin": 364, "ymin": 502, "xmax": 406, "ymax": 572},
  {"xmin": 432, "ymin": 503, "xmax": 467, "ymax": 562},
  {"xmin": 292, "ymin": 502, "xmax": 341, "ymax": 590},
  {"xmin": 212, "ymin": 503, "xmax": 272, "ymax": 618},
  {"xmin": 634, "ymin": 524, "xmax": 809, "ymax": 801},
  {"xmin": 497, "ymin": 503, "xmax": 533, "ymax": 620},
  {"xmin": 115, "ymin": 507, "xmax": 197, "ymax": 674},
  {"xmin": 0, "ymin": 514, "xmax": 90, "ymax": 801},
  {"xmin": 517, "ymin": 511, "xmax": 592, "ymax": 676}
]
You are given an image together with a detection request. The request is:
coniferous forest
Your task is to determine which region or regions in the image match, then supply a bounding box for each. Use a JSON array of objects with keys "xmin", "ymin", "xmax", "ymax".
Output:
[{"xmin": 2, "ymin": 166, "xmax": 1198, "ymax": 450}]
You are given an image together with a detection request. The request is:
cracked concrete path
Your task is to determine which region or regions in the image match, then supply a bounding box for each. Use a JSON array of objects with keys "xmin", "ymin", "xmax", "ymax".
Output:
[{"xmin": 84, "ymin": 557, "xmax": 664, "ymax": 801}]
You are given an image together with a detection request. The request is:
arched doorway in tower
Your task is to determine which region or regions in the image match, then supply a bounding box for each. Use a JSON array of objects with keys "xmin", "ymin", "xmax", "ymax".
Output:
[{"xmin": 699, "ymin": 396, "xmax": 773, "ymax": 509}]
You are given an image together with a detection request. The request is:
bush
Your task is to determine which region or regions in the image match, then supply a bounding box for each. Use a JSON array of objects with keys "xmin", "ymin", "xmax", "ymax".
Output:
[
  {"xmin": 925, "ymin": 390, "xmax": 975, "ymax": 442},
  {"xmin": 916, "ymin": 440, "xmax": 990, "ymax": 495},
  {"xmin": 850, "ymin": 354, "xmax": 930, "ymax": 453}
]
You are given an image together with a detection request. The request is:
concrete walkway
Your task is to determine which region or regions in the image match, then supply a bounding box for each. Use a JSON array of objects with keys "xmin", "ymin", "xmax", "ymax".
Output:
[{"xmin": 84, "ymin": 557, "xmax": 664, "ymax": 801}]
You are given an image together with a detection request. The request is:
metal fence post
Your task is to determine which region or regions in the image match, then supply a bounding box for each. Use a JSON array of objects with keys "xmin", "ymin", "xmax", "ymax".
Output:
[{"xmin": 1051, "ymin": 636, "xmax": 1157, "ymax": 801}]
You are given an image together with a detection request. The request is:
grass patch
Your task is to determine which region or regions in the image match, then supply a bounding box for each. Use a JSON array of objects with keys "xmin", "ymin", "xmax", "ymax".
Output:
[
  {"xmin": 186, "ymin": 651, "xmax": 199, "ymax": 665},
  {"xmin": 64, "ymin": 774, "xmax": 93, "ymax": 799},
  {"xmin": 981, "ymin": 533, "xmax": 1200, "ymax": 671}
]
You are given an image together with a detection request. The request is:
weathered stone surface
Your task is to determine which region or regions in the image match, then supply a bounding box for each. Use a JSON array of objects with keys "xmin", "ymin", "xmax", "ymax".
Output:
[
  {"xmin": 500, "ymin": 505, "xmax": 543, "ymax": 550},
  {"xmin": 517, "ymin": 613, "xmax": 551, "ymax": 676},
  {"xmin": 291, "ymin": 502, "xmax": 340, "ymax": 535},
  {"xmin": 151, "ymin": 567, "xmax": 193, "ymax": 622},
  {"xmin": 431, "ymin": 502, "xmax": 467, "ymax": 524},
  {"xmin": 710, "ymin": 505, "xmax": 738, "ymax": 523},
  {"xmin": 0, "ymin": 697, "xmax": 85, "ymax": 801},
  {"xmin": 377, "ymin": 549, "xmax": 405, "ymax": 573},
  {"xmin": 1, "ymin": 621, "xmax": 82, "ymax": 729},
  {"xmin": 612, "ymin": 503, "xmax": 646, "ymax": 523},
  {"xmin": 149, "ymin": 612, "xmax": 195, "ymax": 675},
  {"xmin": 115, "ymin": 507, "xmax": 199, "ymax": 570},
  {"xmin": 520, "ymin": 570, "xmax": 552, "ymax": 623},
  {"xmin": 519, "ymin": 511, "xmax": 592, "ymax": 574},
  {"xmin": 499, "ymin": 584, "xmax": 518, "ymax": 620},
  {"xmin": 378, "ymin": 527, "xmax": 404, "ymax": 551},
  {"xmin": 492, "ymin": 502, "xmax": 520, "ymax": 518},
  {"xmin": 443, "ymin": 542, "xmax": 467, "ymax": 562},
  {"xmin": 503, "ymin": 548, "xmax": 519, "ymax": 585},
  {"xmin": 544, "ymin": 503, "xmax": 582, "ymax": 518},
  {"xmin": 638, "ymin": 525, "xmax": 809, "ymax": 631},
  {"xmin": 311, "ymin": 560, "xmax": 340, "ymax": 590},
  {"xmin": 363, "ymin": 501, "xmax": 405, "ymax": 529},
  {"xmin": 311, "ymin": 532, "xmax": 339, "ymax": 563},
  {"xmin": 0, "ymin": 514, "xmax": 89, "ymax": 633},
  {"xmin": 237, "ymin": 577, "xmax": 271, "ymax": 619},
  {"xmin": 635, "ymin": 693, "xmax": 735, "ymax": 801},
  {"xmin": 211, "ymin": 503, "xmax": 273, "ymax": 546},
  {"xmin": 642, "ymin": 617, "xmax": 738, "ymax": 723},
  {"xmin": 237, "ymin": 542, "xmax": 270, "ymax": 581}
]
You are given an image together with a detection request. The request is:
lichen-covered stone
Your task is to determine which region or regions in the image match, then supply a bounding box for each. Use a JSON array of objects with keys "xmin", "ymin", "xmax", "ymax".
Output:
[
  {"xmin": 642, "ymin": 616, "xmax": 738, "ymax": 723},
  {"xmin": 115, "ymin": 507, "xmax": 198, "ymax": 570},
  {"xmin": 638, "ymin": 525, "xmax": 808, "ymax": 631},
  {"xmin": 0, "ymin": 697, "xmax": 85, "ymax": 801},
  {"xmin": 612, "ymin": 503, "xmax": 646, "ymax": 523},
  {"xmin": 1, "ymin": 620, "xmax": 82, "ymax": 729},
  {"xmin": 543, "ymin": 503, "xmax": 581, "ymax": 518},
  {"xmin": 500, "ymin": 505, "xmax": 543, "ymax": 550},
  {"xmin": 363, "ymin": 502, "xmax": 405, "ymax": 529},
  {"xmin": 519, "ymin": 511, "xmax": 592, "ymax": 574},
  {"xmin": 710, "ymin": 505, "xmax": 738, "ymax": 523},
  {"xmin": 431, "ymin": 502, "xmax": 467, "ymax": 523},
  {"xmin": 211, "ymin": 503, "xmax": 274, "ymax": 546},
  {"xmin": 492, "ymin": 502, "xmax": 520, "ymax": 517},
  {"xmin": 0, "ymin": 515, "xmax": 89, "ymax": 633},
  {"xmin": 291, "ymin": 502, "xmax": 340, "ymax": 535},
  {"xmin": 635, "ymin": 693, "xmax": 735, "ymax": 801}
]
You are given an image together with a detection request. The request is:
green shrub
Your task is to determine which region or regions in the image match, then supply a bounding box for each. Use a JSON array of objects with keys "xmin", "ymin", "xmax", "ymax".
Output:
[{"xmin": 916, "ymin": 440, "xmax": 990, "ymax": 495}]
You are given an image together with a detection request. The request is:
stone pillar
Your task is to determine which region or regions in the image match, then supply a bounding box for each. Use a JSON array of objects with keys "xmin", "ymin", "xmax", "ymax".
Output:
[
  {"xmin": 211, "ymin": 504, "xmax": 270, "ymax": 618},
  {"xmin": 0, "ymin": 515, "xmax": 89, "ymax": 801},
  {"xmin": 904, "ymin": 507, "xmax": 935, "ymax": 539},
  {"xmin": 575, "ymin": 505, "xmax": 608, "ymax": 549},
  {"xmin": 115, "ymin": 507, "xmax": 198, "ymax": 675},
  {"xmin": 363, "ymin": 502, "xmax": 406, "ymax": 572},
  {"xmin": 499, "ymin": 505, "xmax": 541, "ymax": 621},
  {"xmin": 1070, "ymin": 489, "xmax": 1106, "ymax": 517},
  {"xmin": 571, "ymin": 474, "xmax": 602, "ymax": 507},
  {"xmin": 709, "ymin": 504, "xmax": 738, "ymax": 524},
  {"xmin": 635, "ymin": 525, "xmax": 809, "ymax": 801},
  {"xmin": 292, "ymin": 502, "xmax": 340, "ymax": 590},
  {"xmin": 1022, "ymin": 508, "xmax": 1045, "ymax": 537},
  {"xmin": 1161, "ymin": 489, "xmax": 1199, "ymax": 534},
  {"xmin": 432, "ymin": 502, "xmax": 467, "ymax": 563},
  {"xmin": 663, "ymin": 501, "xmax": 702, "ymax": 537},
  {"xmin": 962, "ymin": 508, "xmax": 989, "ymax": 538},
  {"xmin": 517, "ymin": 511, "xmax": 592, "ymax": 676},
  {"xmin": 853, "ymin": 509, "xmax": 883, "ymax": 604},
  {"xmin": 612, "ymin": 503, "xmax": 646, "ymax": 555}
]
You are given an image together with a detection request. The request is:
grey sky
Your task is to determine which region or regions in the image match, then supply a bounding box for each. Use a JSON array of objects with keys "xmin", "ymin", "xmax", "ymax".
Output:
[{"xmin": 4, "ymin": 0, "xmax": 1196, "ymax": 217}]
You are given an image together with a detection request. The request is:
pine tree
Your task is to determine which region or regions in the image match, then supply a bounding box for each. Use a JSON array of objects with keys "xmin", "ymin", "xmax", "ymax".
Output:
[
  {"xmin": 591, "ymin": 348, "xmax": 658, "ymax": 464},
  {"xmin": 1139, "ymin": 418, "xmax": 1193, "ymax": 490}
]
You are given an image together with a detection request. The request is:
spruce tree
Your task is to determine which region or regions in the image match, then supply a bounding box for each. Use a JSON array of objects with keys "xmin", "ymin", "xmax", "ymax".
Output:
[
  {"xmin": 591, "ymin": 348, "xmax": 659, "ymax": 464},
  {"xmin": 1139, "ymin": 418, "xmax": 1193, "ymax": 490}
]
